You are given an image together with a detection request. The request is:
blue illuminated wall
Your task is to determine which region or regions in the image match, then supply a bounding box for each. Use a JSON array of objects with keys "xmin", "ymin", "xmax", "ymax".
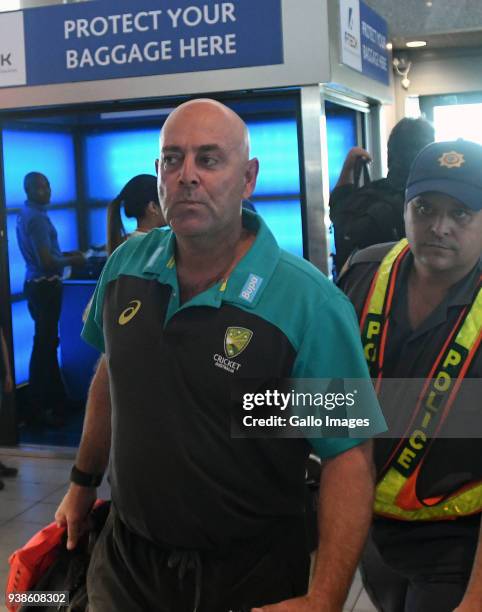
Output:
[
  {"xmin": 326, "ymin": 108, "xmax": 358, "ymax": 191},
  {"xmin": 248, "ymin": 120, "xmax": 300, "ymax": 196},
  {"xmin": 254, "ymin": 200, "xmax": 303, "ymax": 257},
  {"xmin": 84, "ymin": 129, "xmax": 159, "ymax": 202},
  {"xmin": 3, "ymin": 129, "xmax": 77, "ymax": 207},
  {"xmin": 248, "ymin": 119, "xmax": 302, "ymax": 256}
]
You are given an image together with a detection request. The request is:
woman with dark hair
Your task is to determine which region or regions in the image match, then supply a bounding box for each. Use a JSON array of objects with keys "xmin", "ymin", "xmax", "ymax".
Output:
[
  {"xmin": 107, "ymin": 174, "xmax": 165, "ymax": 254},
  {"xmin": 83, "ymin": 175, "xmax": 165, "ymax": 322}
]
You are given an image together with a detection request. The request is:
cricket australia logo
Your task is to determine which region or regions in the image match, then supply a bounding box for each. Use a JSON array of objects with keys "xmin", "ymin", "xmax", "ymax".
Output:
[
  {"xmin": 213, "ymin": 327, "xmax": 253, "ymax": 374},
  {"xmin": 225, "ymin": 327, "xmax": 253, "ymax": 358}
]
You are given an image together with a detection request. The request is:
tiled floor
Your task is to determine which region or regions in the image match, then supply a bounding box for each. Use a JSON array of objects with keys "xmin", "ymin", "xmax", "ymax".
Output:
[{"xmin": 0, "ymin": 449, "xmax": 376, "ymax": 611}]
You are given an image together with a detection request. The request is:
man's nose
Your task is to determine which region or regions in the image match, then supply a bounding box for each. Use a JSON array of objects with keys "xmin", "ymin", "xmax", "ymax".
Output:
[
  {"xmin": 429, "ymin": 213, "xmax": 453, "ymax": 237},
  {"xmin": 178, "ymin": 155, "xmax": 199, "ymax": 186}
]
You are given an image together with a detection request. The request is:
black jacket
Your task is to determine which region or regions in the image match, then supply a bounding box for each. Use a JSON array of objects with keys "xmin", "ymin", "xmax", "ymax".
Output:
[{"xmin": 329, "ymin": 178, "xmax": 405, "ymax": 274}]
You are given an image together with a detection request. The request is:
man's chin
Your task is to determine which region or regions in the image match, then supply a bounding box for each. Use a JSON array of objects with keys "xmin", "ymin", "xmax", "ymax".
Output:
[
  {"xmin": 418, "ymin": 252, "xmax": 456, "ymax": 272},
  {"xmin": 169, "ymin": 218, "xmax": 210, "ymax": 237}
]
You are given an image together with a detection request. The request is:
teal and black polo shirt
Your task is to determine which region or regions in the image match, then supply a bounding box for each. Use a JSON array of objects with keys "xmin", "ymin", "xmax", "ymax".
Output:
[{"xmin": 83, "ymin": 211, "xmax": 383, "ymax": 550}]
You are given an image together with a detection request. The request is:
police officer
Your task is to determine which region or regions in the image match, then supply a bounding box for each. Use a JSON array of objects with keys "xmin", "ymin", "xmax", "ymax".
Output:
[{"xmin": 339, "ymin": 140, "xmax": 482, "ymax": 612}]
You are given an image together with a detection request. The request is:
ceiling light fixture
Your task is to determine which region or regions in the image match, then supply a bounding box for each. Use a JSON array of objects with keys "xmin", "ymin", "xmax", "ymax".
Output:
[{"xmin": 406, "ymin": 40, "xmax": 427, "ymax": 48}]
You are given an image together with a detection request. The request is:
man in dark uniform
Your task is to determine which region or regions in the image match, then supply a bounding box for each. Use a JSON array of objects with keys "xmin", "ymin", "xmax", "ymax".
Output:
[
  {"xmin": 55, "ymin": 99, "xmax": 385, "ymax": 612},
  {"xmin": 339, "ymin": 140, "xmax": 482, "ymax": 612},
  {"xmin": 16, "ymin": 172, "xmax": 85, "ymax": 425}
]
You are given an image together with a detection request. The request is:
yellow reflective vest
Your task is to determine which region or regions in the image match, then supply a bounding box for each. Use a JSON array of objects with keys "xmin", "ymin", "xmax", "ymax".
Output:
[{"xmin": 360, "ymin": 240, "xmax": 482, "ymax": 520}]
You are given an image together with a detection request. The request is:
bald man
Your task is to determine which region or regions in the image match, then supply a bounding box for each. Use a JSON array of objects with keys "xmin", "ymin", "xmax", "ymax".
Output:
[{"xmin": 56, "ymin": 100, "xmax": 383, "ymax": 612}]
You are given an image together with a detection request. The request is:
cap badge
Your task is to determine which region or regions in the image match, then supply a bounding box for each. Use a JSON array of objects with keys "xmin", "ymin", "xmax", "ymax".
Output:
[{"xmin": 438, "ymin": 151, "xmax": 465, "ymax": 169}]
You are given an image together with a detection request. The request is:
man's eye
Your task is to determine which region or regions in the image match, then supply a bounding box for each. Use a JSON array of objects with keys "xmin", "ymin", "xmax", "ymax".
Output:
[
  {"xmin": 162, "ymin": 155, "xmax": 180, "ymax": 167},
  {"xmin": 415, "ymin": 203, "xmax": 432, "ymax": 215},
  {"xmin": 452, "ymin": 209, "xmax": 471, "ymax": 221},
  {"xmin": 200, "ymin": 156, "xmax": 218, "ymax": 167}
]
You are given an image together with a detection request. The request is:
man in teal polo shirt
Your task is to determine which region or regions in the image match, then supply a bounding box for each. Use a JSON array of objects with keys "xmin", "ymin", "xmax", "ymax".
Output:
[{"xmin": 56, "ymin": 99, "xmax": 384, "ymax": 612}]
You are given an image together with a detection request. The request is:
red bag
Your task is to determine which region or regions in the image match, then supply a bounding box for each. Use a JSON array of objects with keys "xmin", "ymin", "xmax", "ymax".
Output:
[
  {"xmin": 5, "ymin": 500, "xmax": 107, "ymax": 612},
  {"xmin": 5, "ymin": 522, "xmax": 65, "ymax": 611}
]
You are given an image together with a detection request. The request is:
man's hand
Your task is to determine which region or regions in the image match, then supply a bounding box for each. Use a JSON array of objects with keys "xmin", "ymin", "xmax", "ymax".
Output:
[
  {"xmin": 252, "ymin": 592, "xmax": 333, "ymax": 611},
  {"xmin": 336, "ymin": 147, "xmax": 372, "ymax": 187},
  {"xmin": 55, "ymin": 483, "xmax": 96, "ymax": 550},
  {"xmin": 64, "ymin": 251, "xmax": 87, "ymax": 267},
  {"xmin": 342, "ymin": 147, "xmax": 372, "ymax": 170}
]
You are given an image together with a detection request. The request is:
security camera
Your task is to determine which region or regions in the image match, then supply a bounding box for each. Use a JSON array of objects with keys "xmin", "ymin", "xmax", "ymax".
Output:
[
  {"xmin": 393, "ymin": 56, "xmax": 412, "ymax": 90},
  {"xmin": 393, "ymin": 57, "xmax": 410, "ymax": 72}
]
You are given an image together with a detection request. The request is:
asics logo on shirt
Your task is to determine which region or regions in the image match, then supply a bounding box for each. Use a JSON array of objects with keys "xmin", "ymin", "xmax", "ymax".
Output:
[{"xmin": 118, "ymin": 300, "xmax": 142, "ymax": 325}]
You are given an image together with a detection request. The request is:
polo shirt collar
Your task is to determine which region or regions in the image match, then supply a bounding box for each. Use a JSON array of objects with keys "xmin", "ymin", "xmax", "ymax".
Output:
[
  {"xmin": 446, "ymin": 258, "xmax": 482, "ymax": 307},
  {"xmin": 222, "ymin": 210, "xmax": 280, "ymax": 308},
  {"xmin": 142, "ymin": 229, "xmax": 177, "ymax": 284},
  {"xmin": 141, "ymin": 210, "xmax": 281, "ymax": 308}
]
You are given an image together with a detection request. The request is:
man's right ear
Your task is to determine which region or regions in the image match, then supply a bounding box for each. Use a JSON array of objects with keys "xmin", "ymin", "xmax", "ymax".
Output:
[{"xmin": 155, "ymin": 159, "xmax": 160, "ymax": 175}]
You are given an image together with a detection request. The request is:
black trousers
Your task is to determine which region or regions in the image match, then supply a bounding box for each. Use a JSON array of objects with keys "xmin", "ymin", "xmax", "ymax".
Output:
[
  {"xmin": 360, "ymin": 515, "xmax": 481, "ymax": 612},
  {"xmin": 24, "ymin": 279, "xmax": 67, "ymax": 416},
  {"xmin": 87, "ymin": 505, "xmax": 310, "ymax": 612}
]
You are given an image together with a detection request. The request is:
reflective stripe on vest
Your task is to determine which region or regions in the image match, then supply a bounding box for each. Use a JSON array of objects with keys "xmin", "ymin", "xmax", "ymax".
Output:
[{"xmin": 360, "ymin": 240, "xmax": 482, "ymax": 520}]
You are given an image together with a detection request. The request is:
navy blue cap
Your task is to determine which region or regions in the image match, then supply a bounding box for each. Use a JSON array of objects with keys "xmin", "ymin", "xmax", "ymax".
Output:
[{"xmin": 405, "ymin": 139, "xmax": 482, "ymax": 211}]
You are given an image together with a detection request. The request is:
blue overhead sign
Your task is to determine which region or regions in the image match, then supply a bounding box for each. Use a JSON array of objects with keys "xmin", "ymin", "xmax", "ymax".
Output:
[
  {"xmin": 0, "ymin": 0, "xmax": 284, "ymax": 89},
  {"xmin": 359, "ymin": 1, "xmax": 389, "ymax": 85},
  {"xmin": 340, "ymin": 0, "xmax": 389, "ymax": 86}
]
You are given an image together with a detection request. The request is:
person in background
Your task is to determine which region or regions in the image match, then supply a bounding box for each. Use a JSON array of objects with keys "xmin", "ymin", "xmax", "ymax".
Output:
[
  {"xmin": 16, "ymin": 172, "xmax": 86, "ymax": 426},
  {"xmin": 0, "ymin": 316, "xmax": 17, "ymax": 489},
  {"xmin": 338, "ymin": 140, "xmax": 482, "ymax": 611},
  {"xmin": 82, "ymin": 175, "xmax": 166, "ymax": 325},
  {"xmin": 106, "ymin": 174, "xmax": 166, "ymax": 254},
  {"xmin": 330, "ymin": 117, "xmax": 435, "ymax": 273}
]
